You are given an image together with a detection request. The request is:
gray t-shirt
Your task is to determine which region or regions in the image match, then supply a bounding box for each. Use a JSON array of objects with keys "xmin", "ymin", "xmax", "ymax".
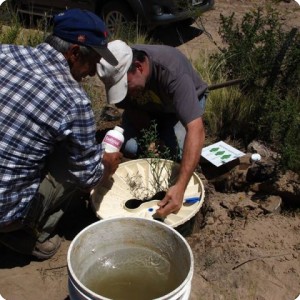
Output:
[{"xmin": 118, "ymin": 44, "xmax": 208, "ymax": 126}]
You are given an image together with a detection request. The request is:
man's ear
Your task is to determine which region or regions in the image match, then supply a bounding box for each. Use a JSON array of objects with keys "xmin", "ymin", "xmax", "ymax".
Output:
[
  {"xmin": 64, "ymin": 44, "xmax": 81, "ymax": 63},
  {"xmin": 135, "ymin": 58, "xmax": 149, "ymax": 77},
  {"xmin": 134, "ymin": 61, "xmax": 143, "ymax": 73}
]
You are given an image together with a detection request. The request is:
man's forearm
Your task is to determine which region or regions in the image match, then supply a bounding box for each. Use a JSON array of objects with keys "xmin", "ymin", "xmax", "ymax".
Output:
[
  {"xmin": 177, "ymin": 117, "xmax": 205, "ymax": 191},
  {"xmin": 156, "ymin": 117, "xmax": 205, "ymax": 217}
]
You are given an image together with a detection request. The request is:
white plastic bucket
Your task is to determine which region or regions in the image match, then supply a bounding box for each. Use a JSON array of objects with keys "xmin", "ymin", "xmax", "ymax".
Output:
[{"xmin": 67, "ymin": 217, "xmax": 194, "ymax": 300}]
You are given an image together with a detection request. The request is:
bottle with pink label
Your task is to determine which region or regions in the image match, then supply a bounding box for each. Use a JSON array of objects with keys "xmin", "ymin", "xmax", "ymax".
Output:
[{"xmin": 102, "ymin": 126, "xmax": 124, "ymax": 153}]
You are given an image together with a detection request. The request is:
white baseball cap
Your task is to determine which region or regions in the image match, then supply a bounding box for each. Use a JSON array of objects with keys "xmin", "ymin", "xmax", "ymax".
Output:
[{"xmin": 97, "ymin": 40, "xmax": 133, "ymax": 104}]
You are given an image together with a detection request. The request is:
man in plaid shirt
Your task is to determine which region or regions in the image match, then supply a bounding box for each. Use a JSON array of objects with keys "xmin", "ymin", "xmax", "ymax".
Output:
[{"xmin": 0, "ymin": 9, "xmax": 122, "ymax": 260}]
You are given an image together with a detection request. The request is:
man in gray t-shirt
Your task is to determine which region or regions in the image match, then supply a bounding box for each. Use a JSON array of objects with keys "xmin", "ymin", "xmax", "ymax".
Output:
[{"xmin": 97, "ymin": 40, "xmax": 208, "ymax": 218}]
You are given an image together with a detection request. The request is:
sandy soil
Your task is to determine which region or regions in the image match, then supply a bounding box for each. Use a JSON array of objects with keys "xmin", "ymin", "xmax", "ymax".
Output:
[{"xmin": 0, "ymin": 1, "xmax": 300, "ymax": 299}]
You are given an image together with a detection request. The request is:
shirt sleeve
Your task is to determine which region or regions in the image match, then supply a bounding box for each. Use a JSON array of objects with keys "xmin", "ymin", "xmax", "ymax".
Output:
[
  {"xmin": 169, "ymin": 73, "xmax": 203, "ymax": 126},
  {"xmin": 59, "ymin": 101, "xmax": 104, "ymax": 188}
]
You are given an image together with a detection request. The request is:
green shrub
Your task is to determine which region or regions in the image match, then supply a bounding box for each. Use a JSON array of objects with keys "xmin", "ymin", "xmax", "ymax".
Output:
[
  {"xmin": 0, "ymin": 1, "xmax": 47, "ymax": 47},
  {"xmin": 211, "ymin": 7, "xmax": 300, "ymax": 172},
  {"xmin": 0, "ymin": 24, "xmax": 20, "ymax": 44},
  {"xmin": 194, "ymin": 52, "xmax": 250, "ymax": 144}
]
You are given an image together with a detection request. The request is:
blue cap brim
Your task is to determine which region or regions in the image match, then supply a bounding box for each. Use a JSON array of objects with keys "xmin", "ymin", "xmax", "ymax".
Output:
[{"xmin": 92, "ymin": 46, "xmax": 118, "ymax": 66}]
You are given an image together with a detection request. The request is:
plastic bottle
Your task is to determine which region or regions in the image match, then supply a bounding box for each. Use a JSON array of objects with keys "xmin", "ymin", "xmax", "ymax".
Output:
[{"xmin": 102, "ymin": 126, "xmax": 124, "ymax": 153}]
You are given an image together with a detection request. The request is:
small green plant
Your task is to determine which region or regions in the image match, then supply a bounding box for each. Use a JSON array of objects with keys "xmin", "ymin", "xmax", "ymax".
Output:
[
  {"xmin": 124, "ymin": 121, "xmax": 178, "ymax": 199},
  {"xmin": 137, "ymin": 120, "xmax": 173, "ymax": 160},
  {"xmin": 138, "ymin": 121, "xmax": 174, "ymax": 195}
]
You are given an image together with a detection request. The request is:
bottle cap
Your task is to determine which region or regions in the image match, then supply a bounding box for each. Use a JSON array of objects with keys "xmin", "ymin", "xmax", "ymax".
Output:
[{"xmin": 114, "ymin": 126, "xmax": 124, "ymax": 134}]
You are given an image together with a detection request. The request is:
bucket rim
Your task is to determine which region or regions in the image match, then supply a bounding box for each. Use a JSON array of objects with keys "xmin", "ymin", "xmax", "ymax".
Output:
[{"xmin": 67, "ymin": 217, "xmax": 194, "ymax": 300}]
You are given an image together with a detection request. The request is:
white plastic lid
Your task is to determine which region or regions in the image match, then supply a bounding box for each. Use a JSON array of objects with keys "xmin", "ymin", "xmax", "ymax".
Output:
[{"xmin": 90, "ymin": 159, "xmax": 205, "ymax": 228}]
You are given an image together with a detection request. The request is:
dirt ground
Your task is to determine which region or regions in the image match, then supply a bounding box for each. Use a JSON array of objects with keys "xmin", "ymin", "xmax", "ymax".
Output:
[{"xmin": 1, "ymin": 1, "xmax": 300, "ymax": 300}]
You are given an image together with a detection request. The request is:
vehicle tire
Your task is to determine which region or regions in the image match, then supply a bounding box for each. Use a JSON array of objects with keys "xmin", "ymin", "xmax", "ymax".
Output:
[
  {"xmin": 202, "ymin": 0, "xmax": 214, "ymax": 10},
  {"xmin": 101, "ymin": 1, "xmax": 134, "ymax": 34}
]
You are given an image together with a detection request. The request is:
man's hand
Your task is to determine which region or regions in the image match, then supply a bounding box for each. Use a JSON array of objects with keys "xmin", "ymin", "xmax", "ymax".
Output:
[
  {"xmin": 102, "ymin": 151, "xmax": 123, "ymax": 178},
  {"xmin": 156, "ymin": 185, "xmax": 185, "ymax": 218}
]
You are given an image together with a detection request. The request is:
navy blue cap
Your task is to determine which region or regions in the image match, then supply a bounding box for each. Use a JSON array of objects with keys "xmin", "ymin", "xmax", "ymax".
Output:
[{"xmin": 53, "ymin": 9, "xmax": 118, "ymax": 66}]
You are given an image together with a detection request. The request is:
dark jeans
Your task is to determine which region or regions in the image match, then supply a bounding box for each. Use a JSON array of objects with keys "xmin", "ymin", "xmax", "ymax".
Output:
[{"xmin": 121, "ymin": 94, "xmax": 207, "ymax": 160}]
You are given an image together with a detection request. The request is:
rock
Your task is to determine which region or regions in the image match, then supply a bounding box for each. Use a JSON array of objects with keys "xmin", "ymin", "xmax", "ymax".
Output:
[
  {"xmin": 256, "ymin": 296, "xmax": 267, "ymax": 300},
  {"xmin": 246, "ymin": 161, "xmax": 277, "ymax": 182},
  {"xmin": 250, "ymin": 171, "xmax": 300, "ymax": 203},
  {"xmin": 238, "ymin": 154, "xmax": 251, "ymax": 167},
  {"xmin": 206, "ymin": 217, "xmax": 215, "ymax": 225},
  {"xmin": 294, "ymin": 243, "xmax": 300, "ymax": 251},
  {"xmin": 247, "ymin": 140, "xmax": 278, "ymax": 160},
  {"xmin": 100, "ymin": 105, "xmax": 122, "ymax": 121},
  {"xmin": 274, "ymin": 170, "xmax": 300, "ymax": 203},
  {"xmin": 258, "ymin": 195, "xmax": 282, "ymax": 214},
  {"xmin": 228, "ymin": 205, "xmax": 249, "ymax": 219},
  {"xmin": 203, "ymin": 141, "xmax": 299, "ymax": 207}
]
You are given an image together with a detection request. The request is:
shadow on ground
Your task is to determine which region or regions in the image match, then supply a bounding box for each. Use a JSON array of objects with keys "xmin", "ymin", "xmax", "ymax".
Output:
[
  {"xmin": 0, "ymin": 192, "xmax": 97, "ymax": 269},
  {"xmin": 56, "ymin": 193, "xmax": 98, "ymax": 241},
  {"xmin": 150, "ymin": 22, "xmax": 203, "ymax": 47}
]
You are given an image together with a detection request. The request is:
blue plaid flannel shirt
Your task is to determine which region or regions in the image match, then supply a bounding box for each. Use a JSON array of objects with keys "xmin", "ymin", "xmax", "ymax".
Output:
[{"xmin": 0, "ymin": 43, "xmax": 104, "ymax": 226}]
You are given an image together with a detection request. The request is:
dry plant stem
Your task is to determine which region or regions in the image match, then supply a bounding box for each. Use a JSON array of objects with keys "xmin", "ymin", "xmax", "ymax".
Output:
[
  {"xmin": 43, "ymin": 265, "xmax": 67, "ymax": 271},
  {"xmin": 232, "ymin": 252, "xmax": 291, "ymax": 270}
]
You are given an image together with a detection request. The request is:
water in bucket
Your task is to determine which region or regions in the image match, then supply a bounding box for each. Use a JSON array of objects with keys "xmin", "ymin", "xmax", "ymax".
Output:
[{"xmin": 80, "ymin": 246, "xmax": 183, "ymax": 299}]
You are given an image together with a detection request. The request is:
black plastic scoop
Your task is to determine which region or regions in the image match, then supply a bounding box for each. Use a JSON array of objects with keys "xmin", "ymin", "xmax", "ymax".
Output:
[{"xmin": 124, "ymin": 191, "xmax": 166, "ymax": 209}]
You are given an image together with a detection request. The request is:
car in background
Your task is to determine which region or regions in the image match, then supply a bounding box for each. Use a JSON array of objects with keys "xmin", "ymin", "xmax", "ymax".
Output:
[{"xmin": 8, "ymin": 0, "xmax": 214, "ymax": 32}]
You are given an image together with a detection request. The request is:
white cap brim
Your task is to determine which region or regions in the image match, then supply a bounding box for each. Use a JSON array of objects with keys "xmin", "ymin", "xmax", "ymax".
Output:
[{"xmin": 105, "ymin": 72, "xmax": 128, "ymax": 104}]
